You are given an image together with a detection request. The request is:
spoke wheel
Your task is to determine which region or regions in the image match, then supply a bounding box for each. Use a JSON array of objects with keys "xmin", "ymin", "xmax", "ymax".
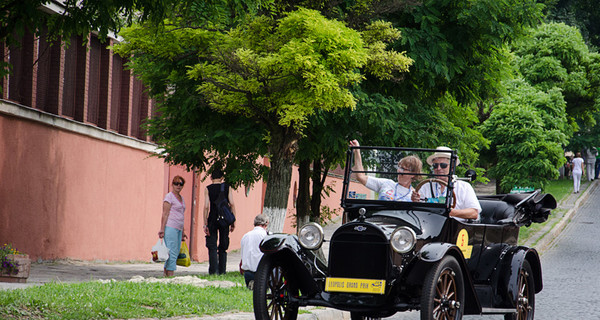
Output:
[
  {"xmin": 253, "ymin": 255, "xmax": 298, "ymax": 320},
  {"xmin": 505, "ymin": 260, "xmax": 535, "ymax": 320},
  {"xmin": 421, "ymin": 256, "xmax": 464, "ymax": 320},
  {"xmin": 415, "ymin": 178, "xmax": 457, "ymax": 208}
]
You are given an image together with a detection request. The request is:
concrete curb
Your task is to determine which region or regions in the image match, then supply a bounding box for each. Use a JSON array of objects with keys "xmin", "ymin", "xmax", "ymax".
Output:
[
  {"xmin": 527, "ymin": 180, "xmax": 597, "ymax": 253},
  {"xmin": 165, "ymin": 307, "xmax": 350, "ymax": 320}
]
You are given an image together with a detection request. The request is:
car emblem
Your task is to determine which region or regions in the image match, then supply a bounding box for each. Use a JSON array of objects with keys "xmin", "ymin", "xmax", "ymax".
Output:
[{"xmin": 354, "ymin": 226, "xmax": 367, "ymax": 232}]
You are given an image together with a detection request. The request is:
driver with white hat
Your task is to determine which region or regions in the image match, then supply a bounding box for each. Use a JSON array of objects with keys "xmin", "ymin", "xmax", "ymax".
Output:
[{"xmin": 412, "ymin": 146, "xmax": 481, "ymax": 221}]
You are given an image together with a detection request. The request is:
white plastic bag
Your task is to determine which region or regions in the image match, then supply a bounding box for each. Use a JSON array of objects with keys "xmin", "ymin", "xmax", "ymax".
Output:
[{"xmin": 151, "ymin": 239, "xmax": 169, "ymax": 262}]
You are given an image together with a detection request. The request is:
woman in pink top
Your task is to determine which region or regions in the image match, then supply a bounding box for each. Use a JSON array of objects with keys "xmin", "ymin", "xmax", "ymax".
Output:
[{"xmin": 158, "ymin": 175, "xmax": 187, "ymax": 277}]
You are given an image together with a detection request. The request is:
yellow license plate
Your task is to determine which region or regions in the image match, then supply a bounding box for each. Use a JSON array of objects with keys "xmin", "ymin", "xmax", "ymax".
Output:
[{"xmin": 325, "ymin": 277, "xmax": 386, "ymax": 294}]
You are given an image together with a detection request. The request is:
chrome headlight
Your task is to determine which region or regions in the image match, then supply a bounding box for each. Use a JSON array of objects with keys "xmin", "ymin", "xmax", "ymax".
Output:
[
  {"xmin": 390, "ymin": 227, "xmax": 417, "ymax": 253},
  {"xmin": 298, "ymin": 222, "xmax": 324, "ymax": 250}
]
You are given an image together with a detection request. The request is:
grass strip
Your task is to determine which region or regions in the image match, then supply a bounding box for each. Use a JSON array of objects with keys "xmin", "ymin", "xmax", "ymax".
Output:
[{"xmin": 0, "ymin": 273, "xmax": 252, "ymax": 320}]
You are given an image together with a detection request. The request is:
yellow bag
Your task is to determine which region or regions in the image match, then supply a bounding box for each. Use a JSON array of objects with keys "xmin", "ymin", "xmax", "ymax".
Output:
[{"xmin": 176, "ymin": 241, "xmax": 191, "ymax": 267}]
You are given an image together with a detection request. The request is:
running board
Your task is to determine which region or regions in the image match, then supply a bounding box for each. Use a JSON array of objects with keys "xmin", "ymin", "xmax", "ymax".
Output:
[{"xmin": 481, "ymin": 308, "xmax": 516, "ymax": 314}]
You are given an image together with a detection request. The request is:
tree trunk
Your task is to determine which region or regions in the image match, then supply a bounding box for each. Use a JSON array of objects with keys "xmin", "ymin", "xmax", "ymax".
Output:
[
  {"xmin": 495, "ymin": 178, "xmax": 503, "ymax": 195},
  {"xmin": 262, "ymin": 128, "xmax": 298, "ymax": 233},
  {"xmin": 296, "ymin": 160, "xmax": 311, "ymax": 233},
  {"xmin": 310, "ymin": 160, "xmax": 324, "ymax": 222}
]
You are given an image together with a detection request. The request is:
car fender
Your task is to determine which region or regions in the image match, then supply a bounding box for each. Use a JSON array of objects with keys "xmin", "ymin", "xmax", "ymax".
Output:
[
  {"xmin": 503, "ymin": 247, "xmax": 543, "ymax": 304},
  {"xmin": 259, "ymin": 233, "xmax": 325, "ymax": 296},
  {"xmin": 415, "ymin": 242, "xmax": 481, "ymax": 314}
]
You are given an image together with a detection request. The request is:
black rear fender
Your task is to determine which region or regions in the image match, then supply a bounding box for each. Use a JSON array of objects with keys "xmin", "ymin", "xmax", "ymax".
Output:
[{"xmin": 503, "ymin": 248, "xmax": 543, "ymax": 299}]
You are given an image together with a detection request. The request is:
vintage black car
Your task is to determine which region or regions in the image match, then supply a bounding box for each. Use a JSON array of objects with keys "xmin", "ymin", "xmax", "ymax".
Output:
[{"xmin": 253, "ymin": 146, "xmax": 557, "ymax": 320}]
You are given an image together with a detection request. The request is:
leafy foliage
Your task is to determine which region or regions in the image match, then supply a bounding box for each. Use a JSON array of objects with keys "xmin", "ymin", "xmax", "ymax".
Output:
[
  {"xmin": 481, "ymin": 79, "xmax": 568, "ymax": 192},
  {"xmin": 512, "ymin": 22, "xmax": 600, "ymax": 123},
  {"xmin": 186, "ymin": 9, "xmax": 370, "ymax": 133},
  {"xmin": 546, "ymin": 0, "xmax": 600, "ymax": 49},
  {"xmin": 115, "ymin": 7, "xmax": 413, "ymax": 221},
  {"xmin": 388, "ymin": 0, "xmax": 544, "ymax": 105}
]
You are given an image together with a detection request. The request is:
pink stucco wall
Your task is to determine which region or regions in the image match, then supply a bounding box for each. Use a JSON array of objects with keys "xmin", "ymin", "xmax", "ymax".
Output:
[
  {"xmin": 0, "ymin": 110, "xmax": 365, "ymax": 262},
  {"xmin": 0, "ymin": 114, "xmax": 164, "ymax": 261}
]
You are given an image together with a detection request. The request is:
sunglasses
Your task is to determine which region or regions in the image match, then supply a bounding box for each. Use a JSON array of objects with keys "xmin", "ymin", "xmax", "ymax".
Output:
[
  {"xmin": 173, "ymin": 182, "xmax": 184, "ymax": 186},
  {"xmin": 431, "ymin": 163, "xmax": 449, "ymax": 169}
]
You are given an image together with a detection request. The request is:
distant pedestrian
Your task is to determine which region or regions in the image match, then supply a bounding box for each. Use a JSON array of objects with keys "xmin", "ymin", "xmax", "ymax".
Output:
[
  {"xmin": 564, "ymin": 151, "xmax": 574, "ymax": 179},
  {"xmin": 595, "ymin": 147, "xmax": 600, "ymax": 179},
  {"xmin": 203, "ymin": 168, "xmax": 236, "ymax": 275},
  {"xmin": 240, "ymin": 214, "xmax": 269, "ymax": 289},
  {"xmin": 584, "ymin": 148, "xmax": 597, "ymax": 181},
  {"xmin": 572, "ymin": 152, "xmax": 585, "ymax": 193},
  {"xmin": 158, "ymin": 175, "xmax": 187, "ymax": 277}
]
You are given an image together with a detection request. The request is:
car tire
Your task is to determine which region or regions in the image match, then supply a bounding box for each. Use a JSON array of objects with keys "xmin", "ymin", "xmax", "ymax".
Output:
[
  {"xmin": 504, "ymin": 260, "xmax": 535, "ymax": 320},
  {"xmin": 420, "ymin": 255, "xmax": 465, "ymax": 320},
  {"xmin": 350, "ymin": 312, "xmax": 381, "ymax": 320},
  {"xmin": 253, "ymin": 255, "xmax": 299, "ymax": 320}
]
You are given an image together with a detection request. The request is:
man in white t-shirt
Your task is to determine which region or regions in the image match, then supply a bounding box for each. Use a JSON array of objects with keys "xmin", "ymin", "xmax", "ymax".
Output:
[
  {"xmin": 240, "ymin": 214, "xmax": 269, "ymax": 289},
  {"xmin": 414, "ymin": 147, "xmax": 481, "ymax": 221}
]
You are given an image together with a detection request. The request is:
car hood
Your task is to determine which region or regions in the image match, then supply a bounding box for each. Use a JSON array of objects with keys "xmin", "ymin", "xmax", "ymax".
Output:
[{"xmin": 362, "ymin": 208, "xmax": 448, "ymax": 240}]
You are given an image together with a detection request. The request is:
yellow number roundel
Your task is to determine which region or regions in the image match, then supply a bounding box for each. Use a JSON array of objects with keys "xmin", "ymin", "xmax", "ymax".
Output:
[{"xmin": 456, "ymin": 229, "xmax": 473, "ymax": 259}]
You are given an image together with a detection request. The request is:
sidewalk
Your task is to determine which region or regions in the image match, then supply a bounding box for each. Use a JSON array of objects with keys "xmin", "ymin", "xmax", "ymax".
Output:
[
  {"xmin": 0, "ymin": 217, "xmax": 347, "ymax": 319},
  {"xmin": 2, "ymin": 221, "xmax": 342, "ymax": 289},
  {"xmin": 1, "ymin": 180, "xmax": 592, "ymax": 320}
]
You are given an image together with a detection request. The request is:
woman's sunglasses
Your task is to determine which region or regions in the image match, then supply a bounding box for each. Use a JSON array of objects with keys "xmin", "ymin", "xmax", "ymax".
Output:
[
  {"xmin": 431, "ymin": 163, "xmax": 449, "ymax": 169},
  {"xmin": 173, "ymin": 182, "xmax": 184, "ymax": 186}
]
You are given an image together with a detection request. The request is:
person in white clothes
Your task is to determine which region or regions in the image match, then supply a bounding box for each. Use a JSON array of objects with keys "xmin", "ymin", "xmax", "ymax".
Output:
[
  {"xmin": 572, "ymin": 152, "xmax": 585, "ymax": 193},
  {"xmin": 240, "ymin": 214, "xmax": 269, "ymax": 289},
  {"xmin": 349, "ymin": 140, "xmax": 422, "ymax": 202},
  {"xmin": 584, "ymin": 148, "xmax": 597, "ymax": 181},
  {"xmin": 412, "ymin": 147, "xmax": 481, "ymax": 222}
]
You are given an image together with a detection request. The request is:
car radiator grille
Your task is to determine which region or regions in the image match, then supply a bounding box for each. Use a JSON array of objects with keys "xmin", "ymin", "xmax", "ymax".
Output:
[{"xmin": 328, "ymin": 228, "xmax": 389, "ymax": 280}]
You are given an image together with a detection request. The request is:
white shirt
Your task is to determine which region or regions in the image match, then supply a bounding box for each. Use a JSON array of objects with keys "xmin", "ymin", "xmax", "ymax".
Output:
[
  {"xmin": 572, "ymin": 157, "xmax": 584, "ymax": 173},
  {"xmin": 365, "ymin": 177, "xmax": 414, "ymax": 201},
  {"xmin": 240, "ymin": 226, "xmax": 267, "ymax": 272},
  {"xmin": 418, "ymin": 180, "xmax": 481, "ymax": 221}
]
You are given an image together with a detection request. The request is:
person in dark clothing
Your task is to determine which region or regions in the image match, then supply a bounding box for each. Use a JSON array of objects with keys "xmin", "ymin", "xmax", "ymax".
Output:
[{"xmin": 203, "ymin": 169, "xmax": 236, "ymax": 274}]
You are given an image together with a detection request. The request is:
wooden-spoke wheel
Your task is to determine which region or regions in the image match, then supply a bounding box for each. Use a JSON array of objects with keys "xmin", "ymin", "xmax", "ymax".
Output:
[
  {"xmin": 253, "ymin": 255, "xmax": 298, "ymax": 320},
  {"xmin": 421, "ymin": 256, "xmax": 464, "ymax": 320},
  {"xmin": 415, "ymin": 178, "xmax": 457, "ymax": 209},
  {"xmin": 505, "ymin": 261, "xmax": 535, "ymax": 320}
]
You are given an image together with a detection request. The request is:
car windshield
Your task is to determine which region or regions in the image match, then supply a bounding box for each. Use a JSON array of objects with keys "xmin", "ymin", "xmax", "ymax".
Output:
[{"xmin": 342, "ymin": 146, "xmax": 460, "ymax": 209}]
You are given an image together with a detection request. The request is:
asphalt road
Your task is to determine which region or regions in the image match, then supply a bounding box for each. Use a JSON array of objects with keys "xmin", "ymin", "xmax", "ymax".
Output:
[{"xmin": 535, "ymin": 181, "xmax": 600, "ymax": 319}]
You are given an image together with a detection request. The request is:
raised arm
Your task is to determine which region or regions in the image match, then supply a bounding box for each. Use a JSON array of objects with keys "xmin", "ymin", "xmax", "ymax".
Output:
[{"xmin": 349, "ymin": 140, "xmax": 368, "ymax": 185}]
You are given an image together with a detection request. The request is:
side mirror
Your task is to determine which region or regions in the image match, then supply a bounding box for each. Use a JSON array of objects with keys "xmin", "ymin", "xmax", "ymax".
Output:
[{"xmin": 465, "ymin": 169, "xmax": 477, "ymax": 182}]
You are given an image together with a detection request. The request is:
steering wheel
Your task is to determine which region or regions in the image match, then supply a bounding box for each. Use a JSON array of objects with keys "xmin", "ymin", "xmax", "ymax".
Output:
[{"xmin": 415, "ymin": 178, "xmax": 457, "ymax": 209}]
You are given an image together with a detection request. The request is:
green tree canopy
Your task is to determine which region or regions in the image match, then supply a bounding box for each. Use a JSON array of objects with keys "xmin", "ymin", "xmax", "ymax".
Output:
[
  {"xmin": 546, "ymin": 0, "xmax": 600, "ymax": 49},
  {"xmin": 512, "ymin": 22, "xmax": 600, "ymax": 123},
  {"xmin": 115, "ymin": 7, "xmax": 413, "ymax": 231},
  {"xmin": 481, "ymin": 79, "xmax": 569, "ymax": 192},
  {"xmin": 1, "ymin": 0, "xmax": 273, "ymax": 79}
]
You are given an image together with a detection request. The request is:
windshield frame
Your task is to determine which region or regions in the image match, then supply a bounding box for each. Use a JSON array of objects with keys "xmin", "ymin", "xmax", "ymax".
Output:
[{"xmin": 341, "ymin": 146, "xmax": 460, "ymax": 214}]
